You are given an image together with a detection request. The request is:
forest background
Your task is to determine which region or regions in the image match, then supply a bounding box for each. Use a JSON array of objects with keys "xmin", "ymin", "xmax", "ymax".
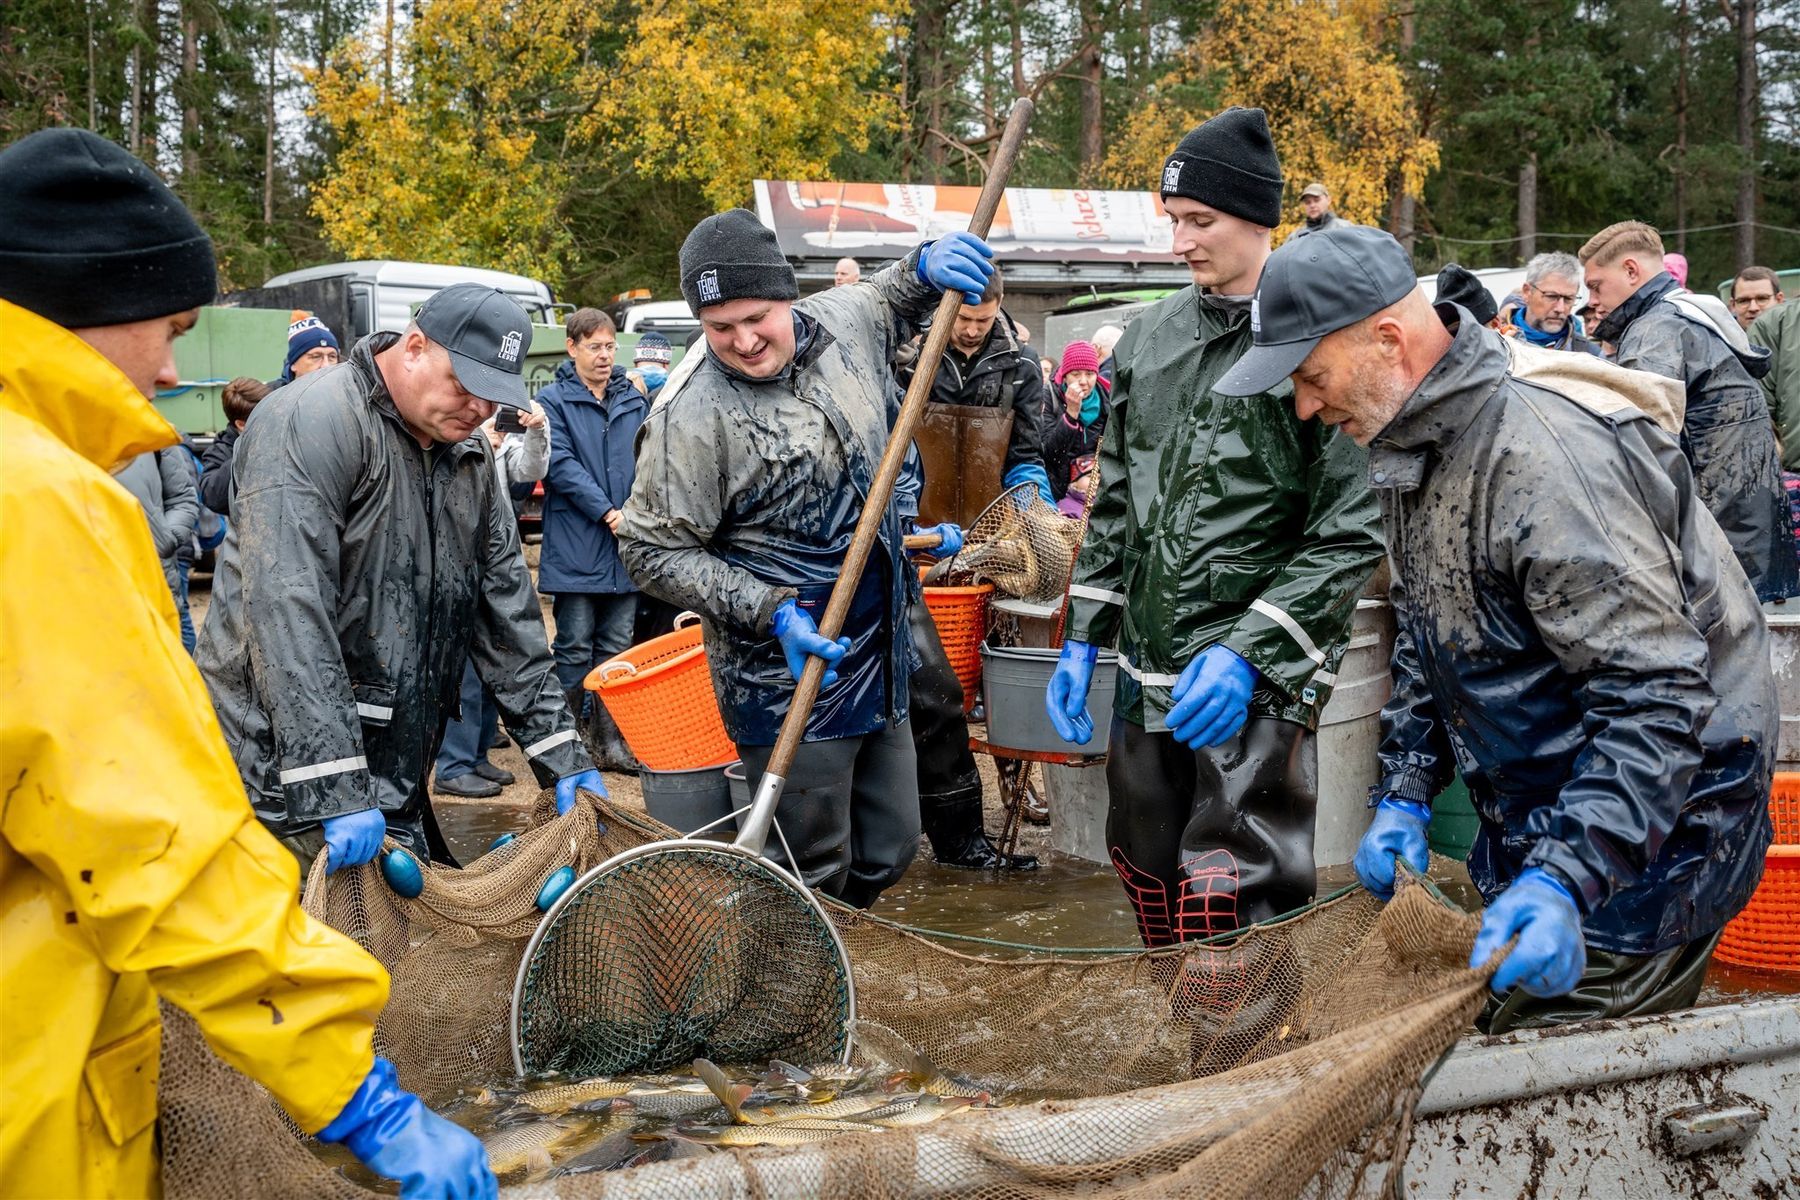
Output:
[{"xmin": 4, "ymin": 0, "xmax": 1797, "ymax": 303}]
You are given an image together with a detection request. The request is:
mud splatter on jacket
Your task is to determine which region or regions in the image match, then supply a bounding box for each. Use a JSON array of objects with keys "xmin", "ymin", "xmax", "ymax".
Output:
[
  {"xmin": 1597, "ymin": 271, "xmax": 1798, "ymax": 602},
  {"xmin": 196, "ymin": 333, "xmax": 592, "ymax": 848},
  {"xmin": 1063, "ymin": 286, "xmax": 1384, "ymax": 731},
  {"xmin": 1374, "ymin": 307, "xmax": 1775, "ymax": 955},
  {"xmin": 616, "ymin": 251, "xmax": 938, "ymax": 746}
]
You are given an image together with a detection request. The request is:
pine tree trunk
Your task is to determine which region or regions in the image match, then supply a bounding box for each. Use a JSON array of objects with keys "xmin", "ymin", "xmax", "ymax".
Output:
[
  {"xmin": 264, "ymin": 0, "xmax": 276, "ymax": 226},
  {"xmin": 1517, "ymin": 153, "xmax": 1537, "ymax": 262},
  {"xmin": 1673, "ymin": 0, "xmax": 1689, "ymax": 253},
  {"xmin": 1733, "ymin": 0, "xmax": 1758, "ymax": 267},
  {"xmin": 384, "ymin": 0, "xmax": 395, "ymax": 101},
  {"xmin": 1387, "ymin": 4, "xmax": 1419, "ymax": 256},
  {"xmin": 86, "ymin": 0, "xmax": 97, "ymax": 129},
  {"xmin": 912, "ymin": 0, "xmax": 950, "ymax": 181},
  {"xmin": 1077, "ymin": 0, "xmax": 1103, "ymax": 184},
  {"xmin": 181, "ymin": 2, "xmax": 199, "ymax": 177}
]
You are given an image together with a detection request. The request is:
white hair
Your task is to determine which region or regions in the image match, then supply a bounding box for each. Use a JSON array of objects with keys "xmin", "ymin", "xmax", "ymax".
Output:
[
  {"xmin": 1091, "ymin": 324, "xmax": 1125, "ymax": 357},
  {"xmin": 1525, "ymin": 252, "xmax": 1582, "ymax": 288}
]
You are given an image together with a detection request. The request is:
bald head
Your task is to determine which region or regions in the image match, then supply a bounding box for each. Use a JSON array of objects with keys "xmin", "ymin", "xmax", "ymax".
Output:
[
  {"xmin": 1290, "ymin": 287, "xmax": 1450, "ymax": 445},
  {"xmin": 833, "ymin": 257, "xmax": 861, "ymax": 286}
]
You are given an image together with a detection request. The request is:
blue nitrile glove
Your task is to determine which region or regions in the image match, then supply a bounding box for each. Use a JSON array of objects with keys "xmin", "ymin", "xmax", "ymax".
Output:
[
  {"xmin": 914, "ymin": 522, "xmax": 963, "ymax": 557},
  {"xmin": 771, "ymin": 599, "xmax": 851, "ymax": 688},
  {"xmin": 323, "ymin": 808, "xmax": 387, "ymax": 875},
  {"xmin": 1470, "ymin": 868, "xmax": 1587, "ymax": 998},
  {"xmin": 1045, "ymin": 640, "xmax": 1100, "ymax": 745},
  {"xmin": 1354, "ymin": 798, "xmax": 1432, "ymax": 900},
  {"xmin": 1080, "ymin": 391, "xmax": 1102, "ymax": 425},
  {"xmin": 318, "ymin": 1057, "xmax": 497, "ymax": 1200},
  {"xmin": 916, "ymin": 231, "xmax": 996, "ymax": 304},
  {"xmin": 554, "ymin": 768, "xmax": 608, "ymax": 818},
  {"xmin": 1165, "ymin": 645, "xmax": 1257, "ymax": 749},
  {"xmin": 1003, "ymin": 463, "xmax": 1056, "ymax": 506}
]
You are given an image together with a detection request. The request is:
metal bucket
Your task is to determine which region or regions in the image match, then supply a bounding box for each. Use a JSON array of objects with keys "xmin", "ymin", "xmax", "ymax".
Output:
[
  {"xmin": 638, "ymin": 762, "xmax": 737, "ymax": 841},
  {"xmin": 1765, "ymin": 602, "xmax": 1800, "ymax": 767},
  {"xmin": 981, "ymin": 642, "xmax": 1120, "ymax": 754},
  {"xmin": 1313, "ymin": 599, "xmax": 1396, "ymax": 866}
]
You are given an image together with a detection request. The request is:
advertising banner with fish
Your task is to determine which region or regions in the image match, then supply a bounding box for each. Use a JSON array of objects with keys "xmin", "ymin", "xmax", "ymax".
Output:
[{"xmin": 753, "ymin": 180, "xmax": 1175, "ymax": 264}]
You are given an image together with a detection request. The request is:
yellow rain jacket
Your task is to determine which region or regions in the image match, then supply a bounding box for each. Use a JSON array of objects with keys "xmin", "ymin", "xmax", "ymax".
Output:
[{"xmin": 0, "ymin": 300, "xmax": 390, "ymax": 1198}]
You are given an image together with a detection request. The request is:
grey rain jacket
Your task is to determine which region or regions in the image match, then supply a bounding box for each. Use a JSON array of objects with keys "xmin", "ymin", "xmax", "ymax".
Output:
[
  {"xmin": 195, "ymin": 334, "xmax": 592, "ymax": 852},
  {"xmin": 115, "ymin": 446, "xmax": 199, "ymax": 590},
  {"xmin": 1596, "ymin": 271, "xmax": 1797, "ymax": 602},
  {"xmin": 1373, "ymin": 307, "xmax": 1775, "ymax": 956},
  {"xmin": 617, "ymin": 251, "xmax": 938, "ymax": 746}
]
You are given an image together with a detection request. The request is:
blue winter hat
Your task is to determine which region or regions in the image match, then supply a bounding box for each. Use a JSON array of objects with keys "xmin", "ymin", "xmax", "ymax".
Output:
[
  {"xmin": 284, "ymin": 314, "xmax": 339, "ymax": 377},
  {"xmin": 634, "ymin": 331, "xmax": 672, "ymax": 365}
]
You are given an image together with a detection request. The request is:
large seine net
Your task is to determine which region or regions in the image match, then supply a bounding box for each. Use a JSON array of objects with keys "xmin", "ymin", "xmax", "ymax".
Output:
[
  {"xmin": 157, "ymin": 791, "xmax": 1491, "ymax": 1199},
  {"xmin": 931, "ymin": 482, "xmax": 1085, "ymax": 603}
]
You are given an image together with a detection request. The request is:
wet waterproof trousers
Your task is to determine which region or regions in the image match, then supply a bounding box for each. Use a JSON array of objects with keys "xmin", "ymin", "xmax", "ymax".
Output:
[
  {"xmin": 1479, "ymin": 930, "xmax": 1722, "ymax": 1034},
  {"xmin": 736, "ymin": 720, "xmax": 921, "ymax": 909},
  {"xmin": 906, "ymin": 603, "xmax": 989, "ymax": 856},
  {"xmin": 1105, "ymin": 715, "xmax": 1317, "ymax": 947}
]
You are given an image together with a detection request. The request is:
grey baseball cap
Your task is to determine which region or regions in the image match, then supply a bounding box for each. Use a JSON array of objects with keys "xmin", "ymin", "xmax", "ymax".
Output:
[
  {"xmin": 1300, "ymin": 182, "xmax": 1330, "ymax": 200},
  {"xmin": 1215, "ymin": 223, "xmax": 1418, "ymax": 397},
  {"xmin": 415, "ymin": 283, "xmax": 533, "ymax": 410}
]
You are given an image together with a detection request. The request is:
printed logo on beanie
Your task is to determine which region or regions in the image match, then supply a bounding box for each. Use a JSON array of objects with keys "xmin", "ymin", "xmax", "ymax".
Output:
[
  {"xmin": 497, "ymin": 329, "xmax": 522, "ymax": 364},
  {"xmin": 1162, "ymin": 160, "xmax": 1184, "ymax": 192},
  {"xmin": 696, "ymin": 269, "xmax": 722, "ymax": 305}
]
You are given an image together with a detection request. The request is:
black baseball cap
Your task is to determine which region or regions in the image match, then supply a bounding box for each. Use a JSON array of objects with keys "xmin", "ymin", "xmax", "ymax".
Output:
[
  {"xmin": 415, "ymin": 283, "xmax": 533, "ymax": 410},
  {"xmin": 1215, "ymin": 224, "xmax": 1419, "ymax": 397}
]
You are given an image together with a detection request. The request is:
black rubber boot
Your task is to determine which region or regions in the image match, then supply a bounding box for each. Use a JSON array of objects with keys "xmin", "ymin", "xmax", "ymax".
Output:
[
  {"xmin": 588, "ymin": 700, "xmax": 641, "ymax": 774},
  {"xmin": 922, "ymin": 789, "xmax": 1038, "ymax": 871}
]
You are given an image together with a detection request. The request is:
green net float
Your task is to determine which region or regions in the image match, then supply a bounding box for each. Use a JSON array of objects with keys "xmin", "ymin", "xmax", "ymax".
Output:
[
  {"xmin": 381, "ymin": 847, "xmax": 425, "ymax": 899},
  {"xmin": 488, "ymin": 832, "xmax": 517, "ymax": 853},
  {"xmin": 536, "ymin": 865, "xmax": 576, "ymax": 911}
]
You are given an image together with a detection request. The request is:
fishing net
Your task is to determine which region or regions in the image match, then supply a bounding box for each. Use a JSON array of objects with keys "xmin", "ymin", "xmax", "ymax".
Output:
[
  {"xmin": 157, "ymin": 790, "xmax": 1492, "ymax": 1199},
  {"xmin": 931, "ymin": 482, "xmax": 1085, "ymax": 604},
  {"xmin": 512, "ymin": 842, "xmax": 853, "ymax": 1077}
]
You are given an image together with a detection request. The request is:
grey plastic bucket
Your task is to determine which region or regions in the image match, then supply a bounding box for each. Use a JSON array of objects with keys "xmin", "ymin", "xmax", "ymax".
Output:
[
  {"xmin": 980, "ymin": 642, "xmax": 1119, "ymax": 754},
  {"xmin": 725, "ymin": 762, "xmax": 750, "ymax": 815},
  {"xmin": 639, "ymin": 762, "xmax": 737, "ymax": 841}
]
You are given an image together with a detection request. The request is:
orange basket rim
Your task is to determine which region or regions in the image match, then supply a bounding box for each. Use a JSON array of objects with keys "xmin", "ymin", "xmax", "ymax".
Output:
[
  {"xmin": 583, "ymin": 617, "xmax": 708, "ymax": 692},
  {"xmin": 1763, "ymin": 845, "xmax": 1800, "ymax": 859},
  {"xmin": 922, "ymin": 582, "xmax": 996, "ymax": 597}
]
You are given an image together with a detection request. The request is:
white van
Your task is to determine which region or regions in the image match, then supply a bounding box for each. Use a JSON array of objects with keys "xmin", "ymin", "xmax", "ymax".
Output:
[{"xmin": 260, "ymin": 260, "xmax": 557, "ymax": 341}]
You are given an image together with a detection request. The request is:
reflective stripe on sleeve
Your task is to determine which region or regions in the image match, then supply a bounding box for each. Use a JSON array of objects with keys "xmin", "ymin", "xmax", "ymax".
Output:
[
  {"xmin": 278, "ymin": 755, "xmax": 369, "ymax": 785},
  {"xmin": 1068, "ymin": 583, "xmax": 1126, "ymax": 606},
  {"xmin": 355, "ymin": 703, "xmax": 393, "ymax": 720},
  {"xmin": 1248, "ymin": 598, "xmax": 1326, "ymax": 666},
  {"xmin": 524, "ymin": 728, "xmax": 581, "ymax": 758},
  {"xmin": 1310, "ymin": 667, "xmax": 1338, "ymax": 687}
]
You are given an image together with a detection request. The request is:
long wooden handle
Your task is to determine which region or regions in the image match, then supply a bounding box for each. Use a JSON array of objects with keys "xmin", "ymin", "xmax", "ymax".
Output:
[
  {"xmin": 902, "ymin": 532, "xmax": 943, "ymax": 550},
  {"xmin": 736, "ymin": 99, "xmax": 1034, "ymax": 851}
]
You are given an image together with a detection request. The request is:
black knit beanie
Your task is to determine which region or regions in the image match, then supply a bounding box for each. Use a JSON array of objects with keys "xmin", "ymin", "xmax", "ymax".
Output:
[
  {"xmin": 1434, "ymin": 264, "xmax": 1498, "ymax": 327},
  {"xmin": 1159, "ymin": 107, "xmax": 1284, "ymax": 229},
  {"xmin": 679, "ymin": 209, "xmax": 798, "ymax": 314},
  {"xmin": 0, "ymin": 128, "xmax": 217, "ymax": 327}
]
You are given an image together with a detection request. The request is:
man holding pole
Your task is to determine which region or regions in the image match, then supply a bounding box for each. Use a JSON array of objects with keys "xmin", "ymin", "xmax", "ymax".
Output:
[{"xmin": 616, "ymin": 209, "xmax": 996, "ymax": 907}]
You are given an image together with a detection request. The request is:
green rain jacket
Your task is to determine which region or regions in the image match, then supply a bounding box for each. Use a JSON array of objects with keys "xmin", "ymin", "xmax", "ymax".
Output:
[{"xmin": 1064, "ymin": 287, "xmax": 1384, "ymax": 731}]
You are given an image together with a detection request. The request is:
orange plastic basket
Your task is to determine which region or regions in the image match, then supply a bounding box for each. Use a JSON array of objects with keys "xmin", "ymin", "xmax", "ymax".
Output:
[
  {"xmin": 1715, "ymin": 773, "xmax": 1800, "ymax": 973},
  {"xmin": 922, "ymin": 582, "xmax": 993, "ymax": 712},
  {"xmin": 584, "ymin": 615, "xmax": 737, "ymax": 771}
]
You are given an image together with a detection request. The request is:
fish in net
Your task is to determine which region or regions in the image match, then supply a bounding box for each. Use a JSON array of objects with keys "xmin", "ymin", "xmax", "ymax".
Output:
[
  {"xmin": 927, "ymin": 482, "xmax": 1086, "ymax": 604},
  {"xmin": 156, "ymin": 789, "xmax": 1494, "ymax": 1199}
]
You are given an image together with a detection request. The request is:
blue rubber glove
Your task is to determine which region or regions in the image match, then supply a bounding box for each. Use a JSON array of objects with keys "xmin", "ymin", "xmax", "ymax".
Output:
[
  {"xmin": 1045, "ymin": 640, "xmax": 1099, "ymax": 745},
  {"xmin": 916, "ymin": 231, "xmax": 996, "ymax": 304},
  {"xmin": 1003, "ymin": 462, "xmax": 1056, "ymax": 506},
  {"xmin": 319, "ymin": 1058, "xmax": 496, "ymax": 1200},
  {"xmin": 1353, "ymin": 798, "xmax": 1432, "ymax": 900},
  {"xmin": 1470, "ymin": 868, "xmax": 1587, "ymax": 998},
  {"xmin": 913, "ymin": 522, "xmax": 963, "ymax": 557},
  {"xmin": 554, "ymin": 768, "xmax": 608, "ymax": 818},
  {"xmin": 771, "ymin": 599, "xmax": 851, "ymax": 688},
  {"xmin": 1165, "ymin": 645, "xmax": 1257, "ymax": 749},
  {"xmin": 323, "ymin": 808, "xmax": 387, "ymax": 875}
]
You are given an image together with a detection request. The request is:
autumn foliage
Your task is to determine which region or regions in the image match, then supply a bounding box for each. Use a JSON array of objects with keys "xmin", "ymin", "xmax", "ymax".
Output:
[{"xmin": 1102, "ymin": 0, "xmax": 1438, "ymax": 241}]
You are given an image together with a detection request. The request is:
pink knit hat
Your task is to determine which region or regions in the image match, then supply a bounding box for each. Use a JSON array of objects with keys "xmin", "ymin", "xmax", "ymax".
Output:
[
  {"xmin": 1663, "ymin": 253, "xmax": 1689, "ymax": 287},
  {"xmin": 1056, "ymin": 340, "xmax": 1100, "ymax": 383}
]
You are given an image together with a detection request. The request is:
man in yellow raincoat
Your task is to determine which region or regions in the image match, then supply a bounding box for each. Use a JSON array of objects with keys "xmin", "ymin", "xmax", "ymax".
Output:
[{"xmin": 0, "ymin": 129, "xmax": 495, "ymax": 1198}]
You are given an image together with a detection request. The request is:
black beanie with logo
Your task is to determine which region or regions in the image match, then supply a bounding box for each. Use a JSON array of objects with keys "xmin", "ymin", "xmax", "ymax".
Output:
[
  {"xmin": 1158, "ymin": 107, "xmax": 1285, "ymax": 229},
  {"xmin": 0, "ymin": 128, "xmax": 217, "ymax": 327},
  {"xmin": 679, "ymin": 209, "xmax": 798, "ymax": 314}
]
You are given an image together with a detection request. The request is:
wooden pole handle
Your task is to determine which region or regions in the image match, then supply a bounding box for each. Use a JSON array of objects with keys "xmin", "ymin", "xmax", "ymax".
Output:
[{"xmin": 760, "ymin": 98, "xmax": 1034, "ymax": 789}]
